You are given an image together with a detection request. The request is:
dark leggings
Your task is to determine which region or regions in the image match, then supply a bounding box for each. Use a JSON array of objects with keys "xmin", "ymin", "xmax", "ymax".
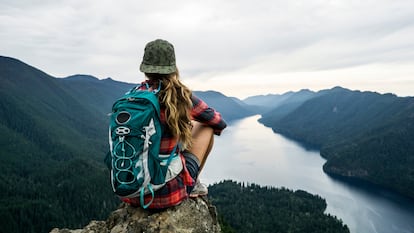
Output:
[{"xmin": 183, "ymin": 152, "xmax": 200, "ymax": 194}]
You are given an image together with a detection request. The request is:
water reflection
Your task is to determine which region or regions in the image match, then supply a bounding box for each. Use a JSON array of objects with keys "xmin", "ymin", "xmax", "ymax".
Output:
[{"xmin": 203, "ymin": 115, "xmax": 414, "ymax": 233}]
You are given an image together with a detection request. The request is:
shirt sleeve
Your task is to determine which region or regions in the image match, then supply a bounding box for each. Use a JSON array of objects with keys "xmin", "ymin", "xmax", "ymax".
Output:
[{"xmin": 190, "ymin": 94, "xmax": 227, "ymax": 135}]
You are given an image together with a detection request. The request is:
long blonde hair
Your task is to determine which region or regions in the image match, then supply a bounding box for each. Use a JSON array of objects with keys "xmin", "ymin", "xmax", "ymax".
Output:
[{"xmin": 145, "ymin": 71, "xmax": 193, "ymax": 149}]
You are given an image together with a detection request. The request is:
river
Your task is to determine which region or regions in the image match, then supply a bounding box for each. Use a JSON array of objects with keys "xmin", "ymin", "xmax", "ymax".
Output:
[{"xmin": 202, "ymin": 115, "xmax": 414, "ymax": 233}]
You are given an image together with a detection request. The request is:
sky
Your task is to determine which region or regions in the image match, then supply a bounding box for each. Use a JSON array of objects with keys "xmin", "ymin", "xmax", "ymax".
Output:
[{"xmin": 1, "ymin": 0, "xmax": 413, "ymax": 99}]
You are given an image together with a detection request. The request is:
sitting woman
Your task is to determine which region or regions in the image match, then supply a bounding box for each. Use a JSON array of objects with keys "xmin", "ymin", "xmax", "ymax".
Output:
[{"xmin": 121, "ymin": 39, "xmax": 227, "ymax": 209}]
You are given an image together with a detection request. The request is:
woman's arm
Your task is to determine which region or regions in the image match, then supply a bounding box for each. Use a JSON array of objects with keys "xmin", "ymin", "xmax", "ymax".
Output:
[{"xmin": 190, "ymin": 95, "xmax": 227, "ymax": 135}]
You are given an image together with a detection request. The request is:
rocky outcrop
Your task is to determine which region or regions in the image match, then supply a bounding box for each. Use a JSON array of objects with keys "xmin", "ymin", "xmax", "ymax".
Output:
[{"xmin": 50, "ymin": 197, "xmax": 221, "ymax": 233}]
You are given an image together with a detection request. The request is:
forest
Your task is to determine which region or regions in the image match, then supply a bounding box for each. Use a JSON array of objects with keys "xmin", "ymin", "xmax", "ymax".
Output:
[{"xmin": 209, "ymin": 180, "xmax": 349, "ymax": 233}]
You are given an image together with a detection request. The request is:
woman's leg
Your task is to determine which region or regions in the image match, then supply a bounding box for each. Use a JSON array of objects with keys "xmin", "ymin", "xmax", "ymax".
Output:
[
  {"xmin": 185, "ymin": 121, "xmax": 214, "ymax": 197},
  {"xmin": 188, "ymin": 121, "xmax": 214, "ymax": 173}
]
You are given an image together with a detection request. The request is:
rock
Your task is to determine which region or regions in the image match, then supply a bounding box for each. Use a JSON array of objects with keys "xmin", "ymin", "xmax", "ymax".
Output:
[{"xmin": 50, "ymin": 197, "xmax": 221, "ymax": 233}]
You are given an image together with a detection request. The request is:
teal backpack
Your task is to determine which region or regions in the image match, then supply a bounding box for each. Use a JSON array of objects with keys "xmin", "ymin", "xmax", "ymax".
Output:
[{"xmin": 107, "ymin": 84, "xmax": 179, "ymax": 208}]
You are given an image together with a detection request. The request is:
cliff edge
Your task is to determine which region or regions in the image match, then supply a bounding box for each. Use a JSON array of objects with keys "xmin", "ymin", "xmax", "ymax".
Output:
[{"xmin": 50, "ymin": 197, "xmax": 221, "ymax": 233}]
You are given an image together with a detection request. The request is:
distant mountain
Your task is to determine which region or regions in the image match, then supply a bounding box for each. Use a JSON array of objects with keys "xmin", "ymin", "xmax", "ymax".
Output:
[
  {"xmin": 243, "ymin": 93, "xmax": 288, "ymax": 106},
  {"xmin": 243, "ymin": 93, "xmax": 290, "ymax": 114},
  {"xmin": 0, "ymin": 56, "xmax": 253, "ymax": 233},
  {"xmin": 258, "ymin": 89, "xmax": 316, "ymax": 120},
  {"xmin": 243, "ymin": 89, "xmax": 316, "ymax": 114},
  {"xmin": 194, "ymin": 91, "xmax": 255, "ymax": 121},
  {"xmin": 259, "ymin": 86, "xmax": 414, "ymax": 199},
  {"xmin": 230, "ymin": 96, "xmax": 255, "ymax": 113}
]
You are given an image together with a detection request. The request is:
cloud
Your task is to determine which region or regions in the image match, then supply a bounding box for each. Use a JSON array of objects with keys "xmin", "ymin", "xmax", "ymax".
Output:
[{"xmin": 1, "ymin": 0, "xmax": 413, "ymax": 97}]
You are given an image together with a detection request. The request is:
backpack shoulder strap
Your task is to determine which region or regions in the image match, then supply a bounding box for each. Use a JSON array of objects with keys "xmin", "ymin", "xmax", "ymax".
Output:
[{"xmin": 129, "ymin": 81, "xmax": 162, "ymax": 94}]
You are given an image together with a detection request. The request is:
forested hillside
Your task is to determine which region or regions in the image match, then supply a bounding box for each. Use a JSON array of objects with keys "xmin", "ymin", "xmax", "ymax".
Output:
[
  {"xmin": 0, "ymin": 56, "xmax": 121, "ymax": 233},
  {"xmin": 209, "ymin": 180, "xmax": 349, "ymax": 233},
  {"xmin": 259, "ymin": 87, "xmax": 414, "ymax": 199}
]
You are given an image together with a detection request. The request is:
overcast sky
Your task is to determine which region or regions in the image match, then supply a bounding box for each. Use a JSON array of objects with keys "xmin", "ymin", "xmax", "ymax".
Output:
[{"xmin": 1, "ymin": 0, "xmax": 413, "ymax": 98}]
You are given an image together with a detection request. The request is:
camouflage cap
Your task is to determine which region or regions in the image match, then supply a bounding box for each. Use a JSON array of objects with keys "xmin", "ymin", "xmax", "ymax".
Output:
[{"xmin": 140, "ymin": 39, "xmax": 177, "ymax": 74}]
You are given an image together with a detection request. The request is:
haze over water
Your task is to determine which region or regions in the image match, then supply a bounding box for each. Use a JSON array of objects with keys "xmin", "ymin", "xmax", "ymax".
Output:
[{"xmin": 203, "ymin": 115, "xmax": 414, "ymax": 233}]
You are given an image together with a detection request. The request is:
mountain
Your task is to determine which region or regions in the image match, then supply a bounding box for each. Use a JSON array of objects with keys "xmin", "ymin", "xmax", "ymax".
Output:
[
  {"xmin": 194, "ymin": 91, "xmax": 255, "ymax": 121},
  {"xmin": 0, "ymin": 56, "xmax": 254, "ymax": 233},
  {"xmin": 230, "ymin": 96, "xmax": 256, "ymax": 113},
  {"xmin": 243, "ymin": 93, "xmax": 288, "ymax": 107},
  {"xmin": 259, "ymin": 86, "xmax": 414, "ymax": 198},
  {"xmin": 0, "ymin": 56, "xmax": 120, "ymax": 233},
  {"xmin": 259, "ymin": 89, "xmax": 316, "ymax": 120},
  {"xmin": 243, "ymin": 89, "xmax": 316, "ymax": 114}
]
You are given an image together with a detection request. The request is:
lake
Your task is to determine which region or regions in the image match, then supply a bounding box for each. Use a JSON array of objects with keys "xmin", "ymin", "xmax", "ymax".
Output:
[{"xmin": 202, "ymin": 115, "xmax": 414, "ymax": 233}]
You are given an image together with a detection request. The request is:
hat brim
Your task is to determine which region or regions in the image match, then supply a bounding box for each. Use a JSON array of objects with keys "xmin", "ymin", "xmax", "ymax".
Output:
[{"xmin": 140, "ymin": 63, "xmax": 177, "ymax": 74}]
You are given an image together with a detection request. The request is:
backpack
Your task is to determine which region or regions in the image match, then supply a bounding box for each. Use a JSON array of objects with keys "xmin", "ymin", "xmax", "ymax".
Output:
[{"xmin": 106, "ymin": 83, "xmax": 180, "ymax": 208}]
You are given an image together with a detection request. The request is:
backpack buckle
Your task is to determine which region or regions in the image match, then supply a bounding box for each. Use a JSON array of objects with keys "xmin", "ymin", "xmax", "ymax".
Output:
[{"xmin": 116, "ymin": 126, "xmax": 131, "ymax": 136}]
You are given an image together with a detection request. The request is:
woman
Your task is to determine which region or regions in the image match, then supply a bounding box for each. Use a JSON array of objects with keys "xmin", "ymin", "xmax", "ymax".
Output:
[{"xmin": 121, "ymin": 39, "xmax": 227, "ymax": 209}]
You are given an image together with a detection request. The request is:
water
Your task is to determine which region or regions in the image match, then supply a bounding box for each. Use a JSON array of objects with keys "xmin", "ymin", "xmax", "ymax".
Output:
[{"xmin": 202, "ymin": 115, "xmax": 414, "ymax": 233}]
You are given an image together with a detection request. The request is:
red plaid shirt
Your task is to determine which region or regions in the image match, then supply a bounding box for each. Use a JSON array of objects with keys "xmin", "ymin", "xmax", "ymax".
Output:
[{"xmin": 121, "ymin": 81, "xmax": 226, "ymax": 209}]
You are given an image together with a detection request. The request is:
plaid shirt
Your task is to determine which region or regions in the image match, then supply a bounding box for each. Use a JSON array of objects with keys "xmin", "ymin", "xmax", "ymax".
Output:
[{"xmin": 121, "ymin": 81, "xmax": 226, "ymax": 209}]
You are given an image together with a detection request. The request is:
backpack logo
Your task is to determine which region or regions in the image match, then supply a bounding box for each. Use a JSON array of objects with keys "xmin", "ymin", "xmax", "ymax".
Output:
[{"xmin": 107, "ymin": 85, "xmax": 180, "ymax": 208}]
